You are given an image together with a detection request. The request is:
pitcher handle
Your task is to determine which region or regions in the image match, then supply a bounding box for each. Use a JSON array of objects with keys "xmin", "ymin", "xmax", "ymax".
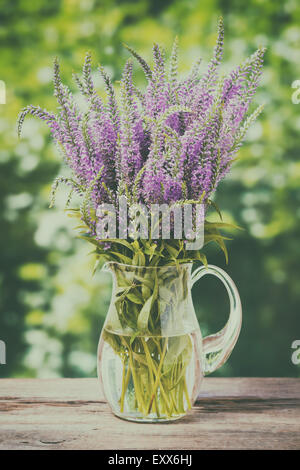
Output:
[{"xmin": 191, "ymin": 264, "xmax": 242, "ymax": 375}]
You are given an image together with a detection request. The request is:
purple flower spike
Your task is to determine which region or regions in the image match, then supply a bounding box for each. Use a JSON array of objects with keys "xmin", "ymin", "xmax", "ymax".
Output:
[{"xmin": 17, "ymin": 18, "xmax": 265, "ymax": 220}]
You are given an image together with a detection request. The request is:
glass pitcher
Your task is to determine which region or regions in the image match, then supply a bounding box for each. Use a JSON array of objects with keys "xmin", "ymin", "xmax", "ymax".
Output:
[{"xmin": 97, "ymin": 263, "xmax": 242, "ymax": 422}]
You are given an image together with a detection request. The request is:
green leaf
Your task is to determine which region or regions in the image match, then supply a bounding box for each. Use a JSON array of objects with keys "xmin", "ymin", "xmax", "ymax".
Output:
[
  {"xmin": 106, "ymin": 239, "xmax": 135, "ymax": 251},
  {"xmin": 205, "ymin": 221, "xmax": 242, "ymax": 230},
  {"xmin": 134, "ymin": 275, "xmax": 153, "ymax": 289},
  {"xmin": 137, "ymin": 275, "xmax": 158, "ymax": 331},
  {"xmin": 77, "ymin": 235, "xmax": 101, "ymax": 247},
  {"xmin": 93, "ymin": 257, "xmax": 101, "ymax": 276},
  {"xmin": 116, "ymin": 286, "xmax": 129, "ymax": 295},
  {"xmin": 137, "ymin": 250, "xmax": 146, "ymax": 266},
  {"xmin": 165, "ymin": 243, "xmax": 179, "ymax": 259},
  {"xmin": 163, "ymin": 334, "xmax": 192, "ymax": 375},
  {"xmin": 216, "ymin": 236, "xmax": 229, "ymax": 264},
  {"xmin": 137, "ymin": 294, "xmax": 153, "ymax": 331},
  {"xmin": 109, "ymin": 252, "xmax": 133, "ymax": 264},
  {"xmin": 142, "ymin": 284, "xmax": 151, "ymax": 300},
  {"xmin": 126, "ymin": 292, "xmax": 144, "ymax": 304},
  {"xmin": 193, "ymin": 252, "xmax": 208, "ymax": 266},
  {"xmin": 207, "ymin": 199, "xmax": 223, "ymax": 220},
  {"xmin": 130, "ymin": 331, "xmax": 141, "ymax": 346}
]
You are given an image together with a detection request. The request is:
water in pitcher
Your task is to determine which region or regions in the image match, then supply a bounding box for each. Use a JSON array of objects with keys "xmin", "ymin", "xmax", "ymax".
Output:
[{"xmin": 98, "ymin": 328, "xmax": 203, "ymax": 422}]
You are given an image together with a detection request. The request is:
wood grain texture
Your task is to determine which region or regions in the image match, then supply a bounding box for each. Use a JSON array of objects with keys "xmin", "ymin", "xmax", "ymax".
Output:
[{"xmin": 0, "ymin": 378, "xmax": 299, "ymax": 450}]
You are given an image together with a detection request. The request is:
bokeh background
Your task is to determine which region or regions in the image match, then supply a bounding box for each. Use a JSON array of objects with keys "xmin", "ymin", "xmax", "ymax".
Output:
[{"xmin": 0, "ymin": 0, "xmax": 299, "ymax": 378}]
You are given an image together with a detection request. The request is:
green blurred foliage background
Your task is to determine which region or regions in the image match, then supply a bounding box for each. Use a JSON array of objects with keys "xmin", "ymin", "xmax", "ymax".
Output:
[{"xmin": 0, "ymin": 0, "xmax": 299, "ymax": 378}]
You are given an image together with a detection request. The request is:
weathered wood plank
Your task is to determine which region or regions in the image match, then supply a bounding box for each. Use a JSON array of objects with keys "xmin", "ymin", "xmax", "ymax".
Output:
[{"xmin": 0, "ymin": 378, "xmax": 299, "ymax": 450}]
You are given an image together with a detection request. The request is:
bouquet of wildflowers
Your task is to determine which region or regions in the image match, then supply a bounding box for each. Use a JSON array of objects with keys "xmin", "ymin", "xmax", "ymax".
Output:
[
  {"xmin": 18, "ymin": 18, "xmax": 264, "ymax": 420},
  {"xmin": 18, "ymin": 17, "xmax": 265, "ymax": 268}
]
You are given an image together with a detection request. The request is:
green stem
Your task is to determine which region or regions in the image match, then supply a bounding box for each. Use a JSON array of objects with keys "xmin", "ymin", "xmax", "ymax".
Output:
[
  {"xmin": 142, "ymin": 338, "xmax": 173, "ymax": 416},
  {"xmin": 141, "ymin": 338, "xmax": 158, "ymax": 415},
  {"xmin": 120, "ymin": 336, "xmax": 146, "ymax": 414},
  {"xmin": 183, "ymin": 375, "xmax": 192, "ymax": 410},
  {"xmin": 128, "ymin": 348, "xmax": 147, "ymax": 414},
  {"xmin": 147, "ymin": 337, "xmax": 168, "ymax": 415},
  {"xmin": 120, "ymin": 358, "xmax": 126, "ymax": 412},
  {"xmin": 120, "ymin": 359, "xmax": 131, "ymax": 413}
]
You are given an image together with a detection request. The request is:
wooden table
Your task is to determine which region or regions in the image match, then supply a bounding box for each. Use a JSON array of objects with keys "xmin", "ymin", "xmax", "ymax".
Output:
[{"xmin": 0, "ymin": 378, "xmax": 299, "ymax": 450}]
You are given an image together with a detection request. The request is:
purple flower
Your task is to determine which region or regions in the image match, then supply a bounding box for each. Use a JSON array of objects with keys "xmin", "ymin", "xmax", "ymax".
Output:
[{"xmin": 18, "ymin": 17, "xmax": 265, "ymax": 220}]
